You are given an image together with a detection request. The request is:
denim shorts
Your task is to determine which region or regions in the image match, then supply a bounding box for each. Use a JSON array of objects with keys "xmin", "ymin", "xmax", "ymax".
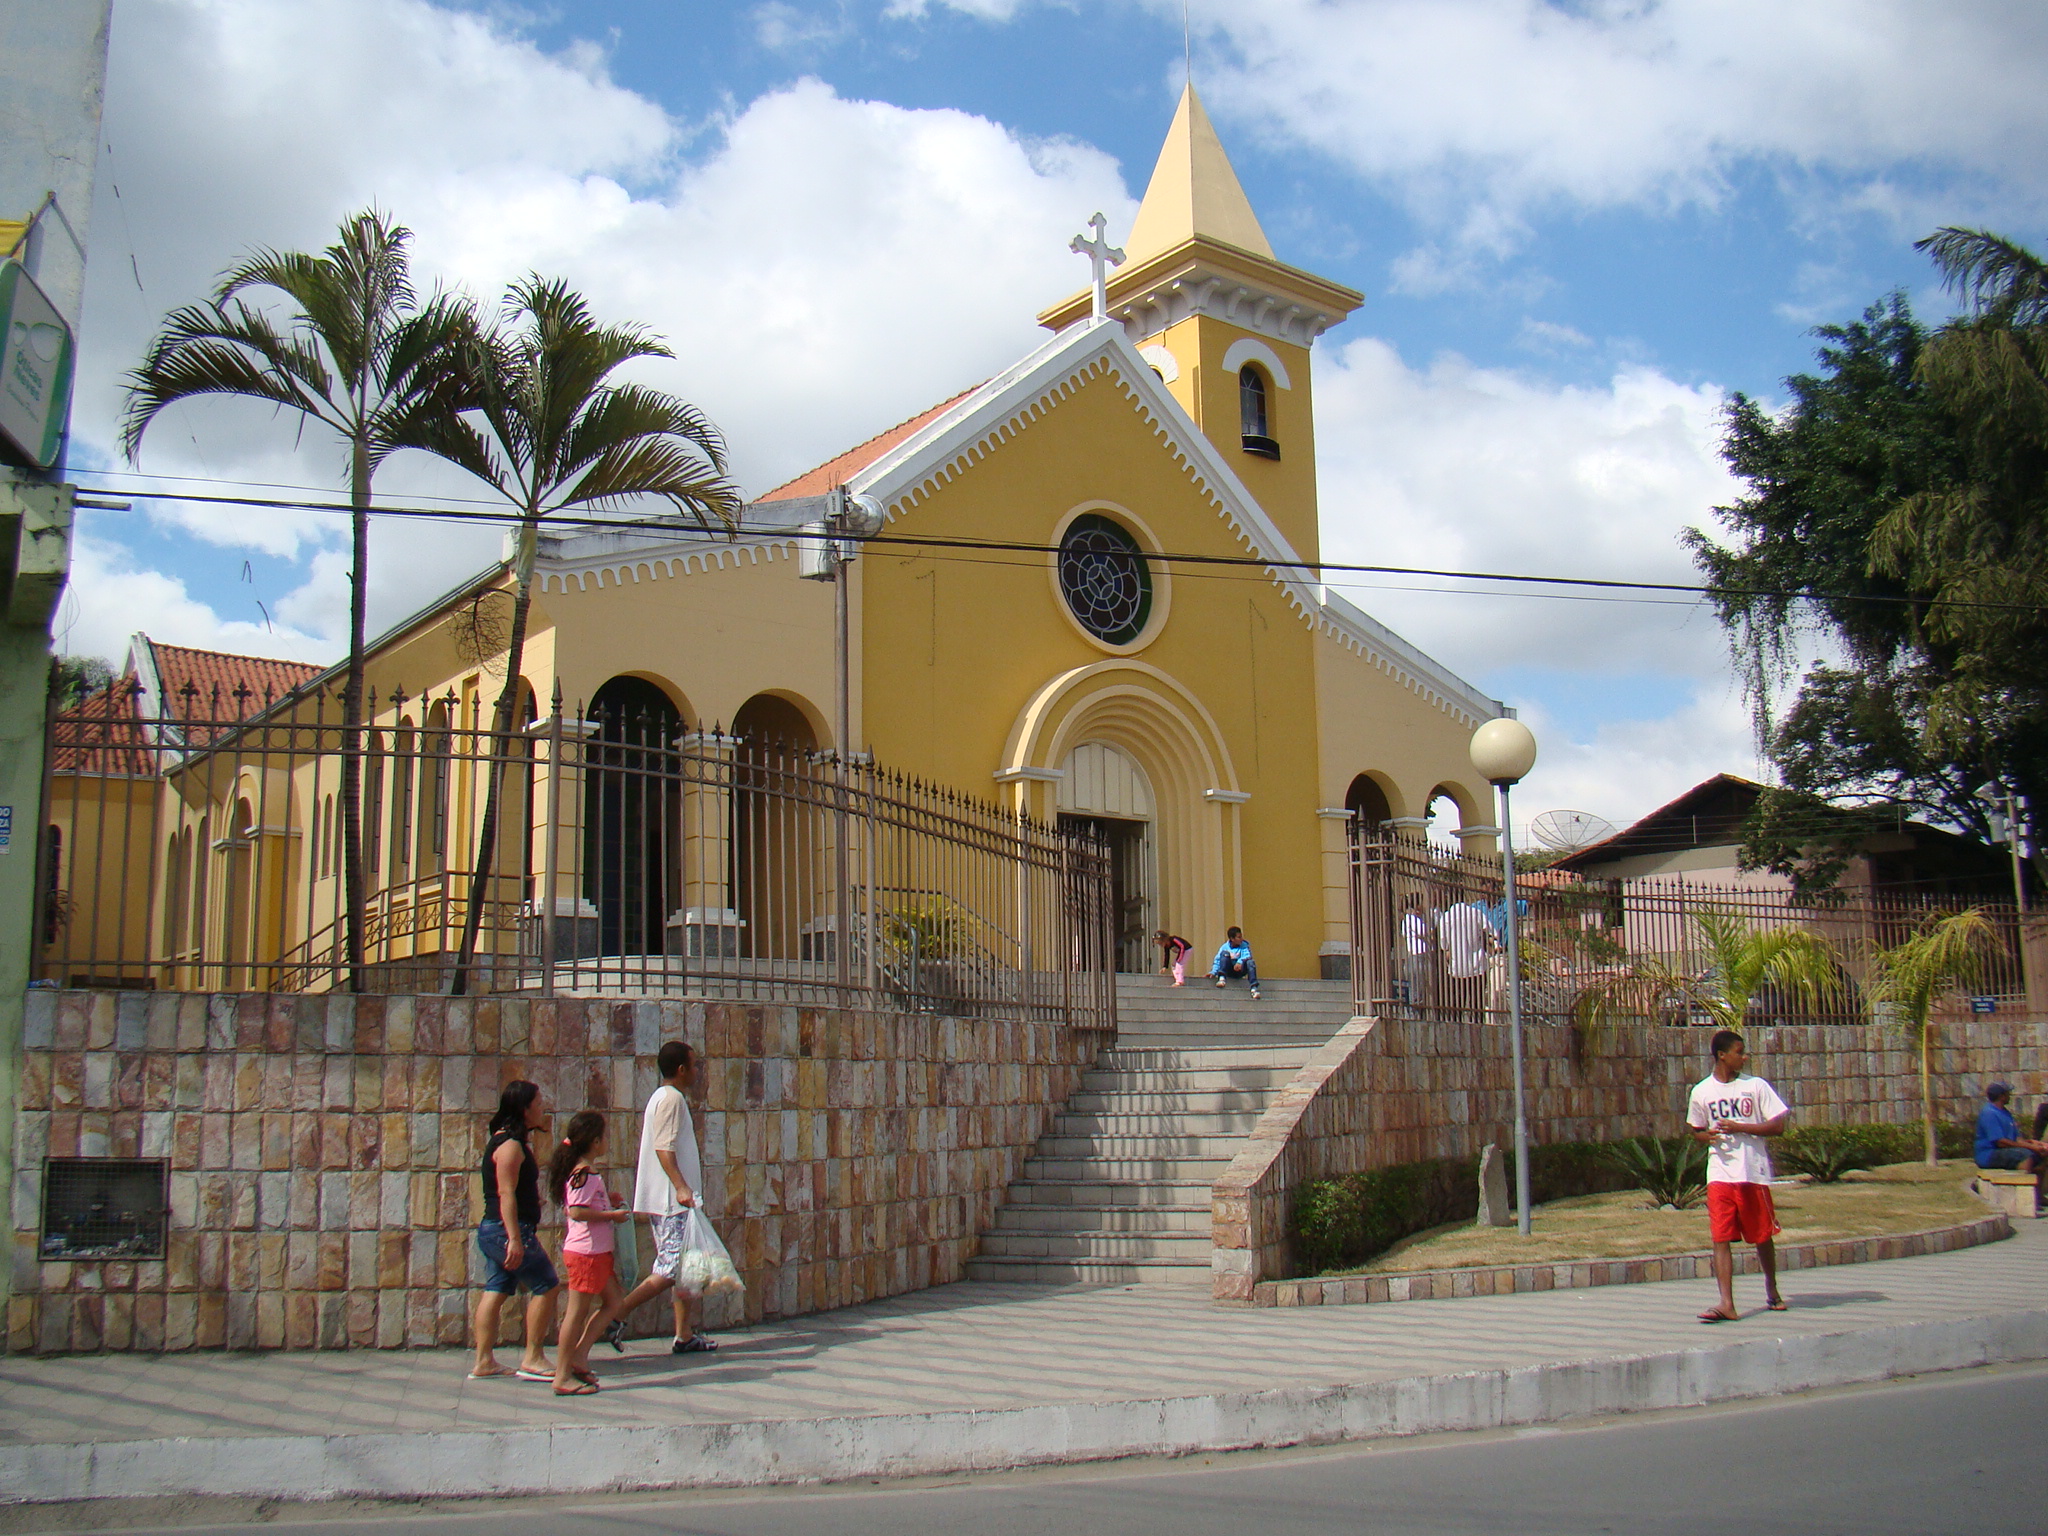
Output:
[
  {"xmin": 475, "ymin": 1220, "xmax": 559, "ymax": 1296},
  {"xmin": 1982, "ymin": 1147, "xmax": 2037, "ymax": 1173}
]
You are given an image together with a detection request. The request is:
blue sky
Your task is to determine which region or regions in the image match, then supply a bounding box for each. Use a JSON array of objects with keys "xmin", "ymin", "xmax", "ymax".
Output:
[{"xmin": 59, "ymin": 0, "xmax": 2048, "ymax": 825}]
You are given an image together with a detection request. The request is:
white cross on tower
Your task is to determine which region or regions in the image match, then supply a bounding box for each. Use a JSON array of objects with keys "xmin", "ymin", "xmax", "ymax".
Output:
[{"xmin": 1070, "ymin": 212, "xmax": 1125, "ymax": 323}]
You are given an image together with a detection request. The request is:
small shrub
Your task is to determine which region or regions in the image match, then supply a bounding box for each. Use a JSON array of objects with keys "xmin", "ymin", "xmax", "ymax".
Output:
[
  {"xmin": 1774, "ymin": 1123, "xmax": 1886, "ymax": 1183},
  {"xmin": 1601, "ymin": 1137, "xmax": 1708, "ymax": 1208}
]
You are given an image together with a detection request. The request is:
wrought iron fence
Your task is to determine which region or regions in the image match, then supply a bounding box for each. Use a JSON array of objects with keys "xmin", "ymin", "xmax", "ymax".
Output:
[
  {"xmin": 37, "ymin": 680, "xmax": 1116, "ymax": 1026},
  {"xmin": 1348, "ymin": 822, "xmax": 2042, "ymax": 1028}
]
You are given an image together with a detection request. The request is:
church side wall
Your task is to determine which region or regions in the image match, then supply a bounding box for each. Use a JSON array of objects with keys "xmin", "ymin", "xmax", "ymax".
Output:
[
  {"xmin": 1212, "ymin": 1013, "xmax": 2048, "ymax": 1299},
  {"xmin": 7, "ymin": 990, "xmax": 1106, "ymax": 1354}
]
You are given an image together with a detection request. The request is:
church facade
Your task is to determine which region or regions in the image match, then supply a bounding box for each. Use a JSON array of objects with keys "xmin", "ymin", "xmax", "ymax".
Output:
[{"xmin": 53, "ymin": 88, "xmax": 1506, "ymax": 988}]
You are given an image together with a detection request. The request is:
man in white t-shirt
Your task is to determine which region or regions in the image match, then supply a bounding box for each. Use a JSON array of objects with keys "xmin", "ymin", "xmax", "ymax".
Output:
[
  {"xmin": 1435, "ymin": 901, "xmax": 1494, "ymax": 1016},
  {"xmin": 616, "ymin": 1040, "xmax": 717, "ymax": 1354},
  {"xmin": 1686, "ymin": 1029, "xmax": 1790, "ymax": 1323}
]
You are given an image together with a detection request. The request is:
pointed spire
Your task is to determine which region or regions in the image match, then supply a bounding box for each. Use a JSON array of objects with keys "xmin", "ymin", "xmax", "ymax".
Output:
[{"xmin": 1124, "ymin": 84, "xmax": 1272, "ymax": 265}]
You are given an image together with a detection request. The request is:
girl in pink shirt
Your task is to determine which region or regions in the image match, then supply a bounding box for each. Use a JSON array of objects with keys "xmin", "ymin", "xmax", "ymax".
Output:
[{"xmin": 547, "ymin": 1111, "xmax": 630, "ymax": 1395}]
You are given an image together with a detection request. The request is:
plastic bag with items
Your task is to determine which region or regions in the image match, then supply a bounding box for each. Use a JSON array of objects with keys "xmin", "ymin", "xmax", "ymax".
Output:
[{"xmin": 674, "ymin": 1206, "xmax": 745, "ymax": 1298}]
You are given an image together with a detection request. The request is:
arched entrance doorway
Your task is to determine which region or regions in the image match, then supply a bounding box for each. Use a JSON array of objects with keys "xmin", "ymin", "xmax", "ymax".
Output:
[
  {"xmin": 585, "ymin": 676, "xmax": 685, "ymax": 956},
  {"xmin": 731, "ymin": 693, "xmax": 822, "ymax": 961},
  {"xmin": 1057, "ymin": 741, "xmax": 1156, "ymax": 972},
  {"xmin": 1345, "ymin": 773, "xmax": 1393, "ymax": 828}
]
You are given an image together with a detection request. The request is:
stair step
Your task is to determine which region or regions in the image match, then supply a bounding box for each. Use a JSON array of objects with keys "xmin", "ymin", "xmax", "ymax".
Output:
[
  {"xmin": 993, "ymin": 1179, "xmax": 1214, "ymax": 1207},
  {"xmin": 991, "ymin": 1203, "xmax": 1209, "ymax": 1233},
  {"xmin": 962, "ymin": 1256, "xmax": 1208, "ymax": 1285},
  {"xmin": 1036, "ymin": 1133, "xmax": 1248, "ymax": 1159},
  {"xmin": 975, "ymin": 1230, "xmax": 1210, "ymax": 1260},
  {"xmin": 1051, "ymin": 1110, "xmax": 1268, "ymax": 1137},
  {"xmin": 1023, "ymin": 1156, "xmax": 1233, "ymax": 1182},
  {"xmin": 1066, "ymin": 1090, "xmax": 1277, "ymax": 1115},
  {"xmin": 1105, "ymin": 1046, "xmax": 1319, "ymax": 1069}
]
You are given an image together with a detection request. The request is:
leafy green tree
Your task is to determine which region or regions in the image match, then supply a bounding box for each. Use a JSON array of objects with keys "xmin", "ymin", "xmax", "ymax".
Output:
[
  {"xmin": 1688, "ymin": 234, "xmax": 2048, "ymax": 893},
  {"xmin": 49, "ymin": 654, "xmax": 115, "ymax": 706},
  {"xmin": 1868, "ymin": 908, "xmax": 1999, "ymax": 1164},
  {"xmin": 423, "ymin": 276, "xmax": 739, "ymax": 993},
  {"xmin": 121, "ymin": 211, "xmax": 473, "ymax": 990}
]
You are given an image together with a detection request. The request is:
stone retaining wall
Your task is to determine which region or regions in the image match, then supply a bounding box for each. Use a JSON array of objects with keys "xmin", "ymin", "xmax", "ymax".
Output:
[
  {"xmin": 7, "ymin": 991, "xmax": 1108, "ymax": 1353},
  {"xmin": 1211, "ymin": 1014, "xmax": 2048, "ymax": 1300}
]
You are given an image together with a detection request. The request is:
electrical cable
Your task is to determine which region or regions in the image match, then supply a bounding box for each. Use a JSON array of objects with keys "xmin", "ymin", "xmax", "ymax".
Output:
[{"xmin": 66, "ymin": 479, "xmax": 2048, "ymax": 616}]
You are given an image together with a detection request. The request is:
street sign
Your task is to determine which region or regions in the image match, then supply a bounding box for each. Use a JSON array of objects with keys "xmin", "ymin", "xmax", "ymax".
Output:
[
  {"xmin": 0, "ymin": 258, "xmax": 75, "ymax": 470},
  {"xmin": 0, "ymin": 803, "xmax": 11, "ymax": 853},
  {"xmin": 1970, "ymin": 995, "xmax": 1997, "ymax": 1015}
]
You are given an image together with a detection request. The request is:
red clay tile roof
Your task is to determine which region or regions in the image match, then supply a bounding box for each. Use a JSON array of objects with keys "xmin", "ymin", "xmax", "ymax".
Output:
[
  {"xmin": 754, "ymin": 387, "xmax": 982, "ymax": 503},
  {"xmin": 150, "ymin": 641, "xmax": 322, "ymax": 720},
  {"xmin": 51, "ymin": 680, "xmax": 156, "ymax": 776}
]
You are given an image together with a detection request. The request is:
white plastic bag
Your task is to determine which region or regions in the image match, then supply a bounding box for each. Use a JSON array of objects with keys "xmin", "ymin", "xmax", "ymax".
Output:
[{"xmin": 674, "ymin": 1206, "xmax": 744, "ymax": 1298}]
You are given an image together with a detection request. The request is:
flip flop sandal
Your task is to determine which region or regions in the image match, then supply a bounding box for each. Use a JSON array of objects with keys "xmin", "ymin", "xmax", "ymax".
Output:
[
  {"xmin": 553, "ymin": 1380, "xmax": 599, "ymax": 1396},
  {"xmin": 673, "ymin": 1335, "xmax": 718, "ymax": 1354},
  {"xmin": 1697, "ymin": 1309, "xmax": 1735, "ymax": 1324},
  {"xmin": 515, "ymin": 1367, "xmax": 554, "ymax": 1382},
  {"xmin": 573, "ymin": 1367, "xmax": 600, "ymax": 1388},
  {"xmin": 1766, "ymin": 1299, "xmax": 1789, "ymax": 1311},
  {"xmin": 466, "ymin": 1368, "xmax": 508, "ymax": 1380}
]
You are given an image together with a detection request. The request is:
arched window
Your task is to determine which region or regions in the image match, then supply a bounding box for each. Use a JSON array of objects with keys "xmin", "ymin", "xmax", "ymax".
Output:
[
  {"xmin": 1239, "ymin": 366, "xmax": 1278, "ymax": 458},
  {"xmin": 421, "ymin": 704, "xmax": 451, "ymax": 873},
  {"xmin": 391, "ymin": 719, "xmax": 416, "ymax": 878},
  {"xmin": 364, "ymin": 732, "xmax": 386, "ymax": 889}
]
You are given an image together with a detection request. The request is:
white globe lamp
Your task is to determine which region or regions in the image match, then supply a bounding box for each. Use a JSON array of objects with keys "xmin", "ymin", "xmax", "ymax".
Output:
[{"xmin": 1469, "ymin": 715, "xmax": 1539, "ymax": 1236}]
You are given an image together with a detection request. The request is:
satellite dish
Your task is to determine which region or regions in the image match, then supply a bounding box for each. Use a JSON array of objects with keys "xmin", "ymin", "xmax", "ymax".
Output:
[{"xmin": 1530, "ymin": 809, "xmax": 1616, "ymax": 853}]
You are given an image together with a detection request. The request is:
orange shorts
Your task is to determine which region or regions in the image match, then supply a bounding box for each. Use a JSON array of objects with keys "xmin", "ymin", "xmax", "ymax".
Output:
[
  {"xmin": 1706, "ymin": 1182, "xmax": 1780, "ymax": 1246},
  {"xmin": 563, "ymin": 1250, "xmax": 614, "ymax": 1295}
]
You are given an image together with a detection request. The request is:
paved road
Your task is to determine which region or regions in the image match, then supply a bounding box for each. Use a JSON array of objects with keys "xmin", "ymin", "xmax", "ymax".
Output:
[{"xmin": 21, "ymin": 1363, "xmax": 2048, "ymax": 1535}]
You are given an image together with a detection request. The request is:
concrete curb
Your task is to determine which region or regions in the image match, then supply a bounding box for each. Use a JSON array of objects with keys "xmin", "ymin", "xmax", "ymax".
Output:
[
  {"xmin": 1250, "ymin": 1213, "xmax": 2014, "ymax": 1308},
  {"xmin": 3, "ymin": 1310, "xmax": 2044, "ymax": 1506}
]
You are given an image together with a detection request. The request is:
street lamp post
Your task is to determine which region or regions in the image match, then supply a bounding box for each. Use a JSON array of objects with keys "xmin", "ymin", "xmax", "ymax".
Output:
[{"xmin": 1471, "ymin": 717, "xmax": 1539, "ymax": 1237}]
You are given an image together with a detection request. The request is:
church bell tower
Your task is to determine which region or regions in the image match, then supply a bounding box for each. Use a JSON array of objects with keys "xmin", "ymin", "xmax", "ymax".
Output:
[{"xmin": 1039, "ymin": 86, "xmax": 1362, "ymax": 565}]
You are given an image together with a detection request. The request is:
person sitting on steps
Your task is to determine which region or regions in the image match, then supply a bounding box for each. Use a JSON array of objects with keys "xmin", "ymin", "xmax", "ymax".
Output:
[{"xmin": 1209, "ymin": 926, "xmax": 1260, "ymax": 1000}]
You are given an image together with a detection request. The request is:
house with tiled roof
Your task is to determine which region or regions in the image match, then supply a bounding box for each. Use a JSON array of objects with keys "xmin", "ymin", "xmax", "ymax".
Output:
[{"xmin": 51, "ymin": 87, "xmax": 1508, "ymax": 992}]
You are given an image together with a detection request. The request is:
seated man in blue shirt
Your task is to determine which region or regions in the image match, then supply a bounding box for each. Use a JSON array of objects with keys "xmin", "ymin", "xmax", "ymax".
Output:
[
  {"xmin": 1209, "ymin": 927, "xmax": 1260, "ymax": 1000},
  {"xmin": 1974, "ymin": 1084, "xmax": 2048, "ymax": 1206}
]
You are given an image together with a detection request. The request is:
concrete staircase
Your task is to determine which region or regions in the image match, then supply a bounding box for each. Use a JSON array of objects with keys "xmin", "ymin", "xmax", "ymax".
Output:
[{"xmin": 965, "ymin": 975, "xmax": 1355, "ymax": 1285}]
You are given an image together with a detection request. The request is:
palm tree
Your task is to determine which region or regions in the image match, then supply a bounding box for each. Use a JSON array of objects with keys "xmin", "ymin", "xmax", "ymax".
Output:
[
  {"xmin": 426, "ymin": 276, "xmax": 740, "ymax": 993},
  {"xmin": 1571, "ymin": 909, "xmax": 1843, "ymax": 1051},
  {"xmin": 1868, "ymin": 907, "xmax": 2000, "ymax": 1165},
  {"xmin": 122, "ymin": 210, "xmax": 473, "ymax": 991}
]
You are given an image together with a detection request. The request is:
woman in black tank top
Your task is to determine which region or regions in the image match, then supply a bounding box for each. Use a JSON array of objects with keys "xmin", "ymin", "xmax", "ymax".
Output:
[{"xmin": 470, "ymin": 1080, "xmax": 559, "ymax": 1380}]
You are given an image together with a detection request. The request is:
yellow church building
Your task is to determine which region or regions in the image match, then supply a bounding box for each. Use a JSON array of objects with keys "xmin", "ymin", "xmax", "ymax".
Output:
[{"xmin": 45, "ymin": 87, "xmax": 1506, "ymax": 992}]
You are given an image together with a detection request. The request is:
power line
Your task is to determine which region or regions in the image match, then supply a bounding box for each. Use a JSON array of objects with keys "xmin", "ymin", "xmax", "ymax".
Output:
[{"xmin": 68, "ymin": 479, "xmax": 2048, "ymax": 616}]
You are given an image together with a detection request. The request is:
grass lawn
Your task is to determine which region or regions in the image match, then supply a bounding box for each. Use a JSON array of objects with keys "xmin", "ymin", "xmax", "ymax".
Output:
[{"xmin": 1332, "ymin": 1160, "xmax": 1997, "ymax": 1277}]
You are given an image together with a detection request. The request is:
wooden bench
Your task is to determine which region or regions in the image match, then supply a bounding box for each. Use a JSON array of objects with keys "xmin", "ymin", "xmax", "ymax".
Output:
[{"xmin": 1973, "ymin": 1169, "xmax": 2039, "ymax": 1220}]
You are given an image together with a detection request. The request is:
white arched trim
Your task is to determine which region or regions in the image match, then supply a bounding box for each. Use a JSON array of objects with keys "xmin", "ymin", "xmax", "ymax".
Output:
[
  {"xmin": 1138, "ymin": 344, "xmax": 1180, "ymax": 383},
  {"xmin": 1222, "ymin": 337, "xmax": 1291, "ymax": 389}
]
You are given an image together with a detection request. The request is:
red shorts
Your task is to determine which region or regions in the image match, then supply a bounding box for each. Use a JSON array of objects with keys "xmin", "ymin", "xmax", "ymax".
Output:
[
  {"xmin": 1706, "ymin": 1182, "xmax": 1780, "ymax": 1246},
  {"xmin": 563, "ymin": 1250, "xmax": 614, "ymax": 1295}
]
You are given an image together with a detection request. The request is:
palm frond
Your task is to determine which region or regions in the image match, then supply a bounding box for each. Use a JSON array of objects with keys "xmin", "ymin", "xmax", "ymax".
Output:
[
  {"xmin": 1869, "ymin": 907, "xmax": 1999, "ymax": 1041},
  {"xmin": 1916, "ymin": 227, "xmax": 2048, "ymax": 326}
]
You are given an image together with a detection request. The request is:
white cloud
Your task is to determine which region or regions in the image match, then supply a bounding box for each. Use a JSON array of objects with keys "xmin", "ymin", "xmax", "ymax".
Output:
[
  {"xmin": 78, "ymin": 0, "xmax": 1132, "ymax": 662},
  {"xmin": 1316, "ymin": 336, "xmax": 1740, "ymax": 678},
  {"xmin": 1513, "ymin": 685, "xmax": 1767, "ymax": 835}
]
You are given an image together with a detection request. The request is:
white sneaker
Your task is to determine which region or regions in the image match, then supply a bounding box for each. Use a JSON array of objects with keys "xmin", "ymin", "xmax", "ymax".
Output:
[
  {"xmin": 1251, "ymin": 988, "xmax": 1262, "ymax": 999},
  {"xmin": 1214, "ymin": 977, "xmax": 1227, "ymax": 987}
]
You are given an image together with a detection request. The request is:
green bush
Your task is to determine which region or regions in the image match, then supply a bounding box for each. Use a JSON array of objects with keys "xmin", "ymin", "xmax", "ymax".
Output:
[
  {"xmin": 1291, "ymin": 1140, "xmax": 1638, "ymax": 1275},
  {"xmin": 1601, "ymin": 1137, "xmax": 1708, "ymax": 1207},
  {"xmin": 1775, "ymin": 1119, "xmax": 1972, "ymax": 1177}
]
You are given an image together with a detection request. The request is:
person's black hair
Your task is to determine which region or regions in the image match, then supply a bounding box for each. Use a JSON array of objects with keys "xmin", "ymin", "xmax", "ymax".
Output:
[
  {"xmin": 1709, "ymin": 1029, "xmax": 1744, "ymax": 1061},
  {"xmin": 548, "ymin": 1109, "xmax": 607, "ymax": 1207},
  {"xmin": 1227, "ymin": 926, "xmax": 1243, "ymax": 940},
  {"xmin": 1986, "ymin": 1081, "xmax": 2011, "ymax": 1101},
  {"xmin": 657, "ymin": 1040, "xmax": 694, "ymax": 1081},
  {"xmin": 489, "ymin": 1079, "xmax": 540, "ymax": 1136}
]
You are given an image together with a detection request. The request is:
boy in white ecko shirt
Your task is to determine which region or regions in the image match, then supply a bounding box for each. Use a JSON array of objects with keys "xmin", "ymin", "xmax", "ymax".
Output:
[{"xmin": 1687, "ymin": 1028, "xmax": 1790, "ymax": 1324}]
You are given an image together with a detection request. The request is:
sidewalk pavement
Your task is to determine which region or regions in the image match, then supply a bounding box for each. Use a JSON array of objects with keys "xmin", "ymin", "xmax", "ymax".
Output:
[{"xmin": 3, "ymin": 1220, "xmax": 2045, "ymax": 1506}]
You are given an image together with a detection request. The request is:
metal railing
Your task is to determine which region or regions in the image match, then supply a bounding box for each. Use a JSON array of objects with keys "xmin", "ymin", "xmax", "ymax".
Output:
[
  {"xmin": 37, "ymin": 681, "xmax": 1116, "ymax": 1026},
  {"xmin": 1348, "ymin": 822, "xmax": 2039, "ymax": 1028}
]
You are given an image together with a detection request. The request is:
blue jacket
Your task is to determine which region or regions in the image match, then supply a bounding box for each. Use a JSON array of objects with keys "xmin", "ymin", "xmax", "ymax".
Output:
[
  {"xmin": 1976, "ymin": 1102, "xmax": 2020, "ymax": 1166},
  {"xmin": 1212, "ymin": 939, "xmax": 1252, "ymax": 971}
]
